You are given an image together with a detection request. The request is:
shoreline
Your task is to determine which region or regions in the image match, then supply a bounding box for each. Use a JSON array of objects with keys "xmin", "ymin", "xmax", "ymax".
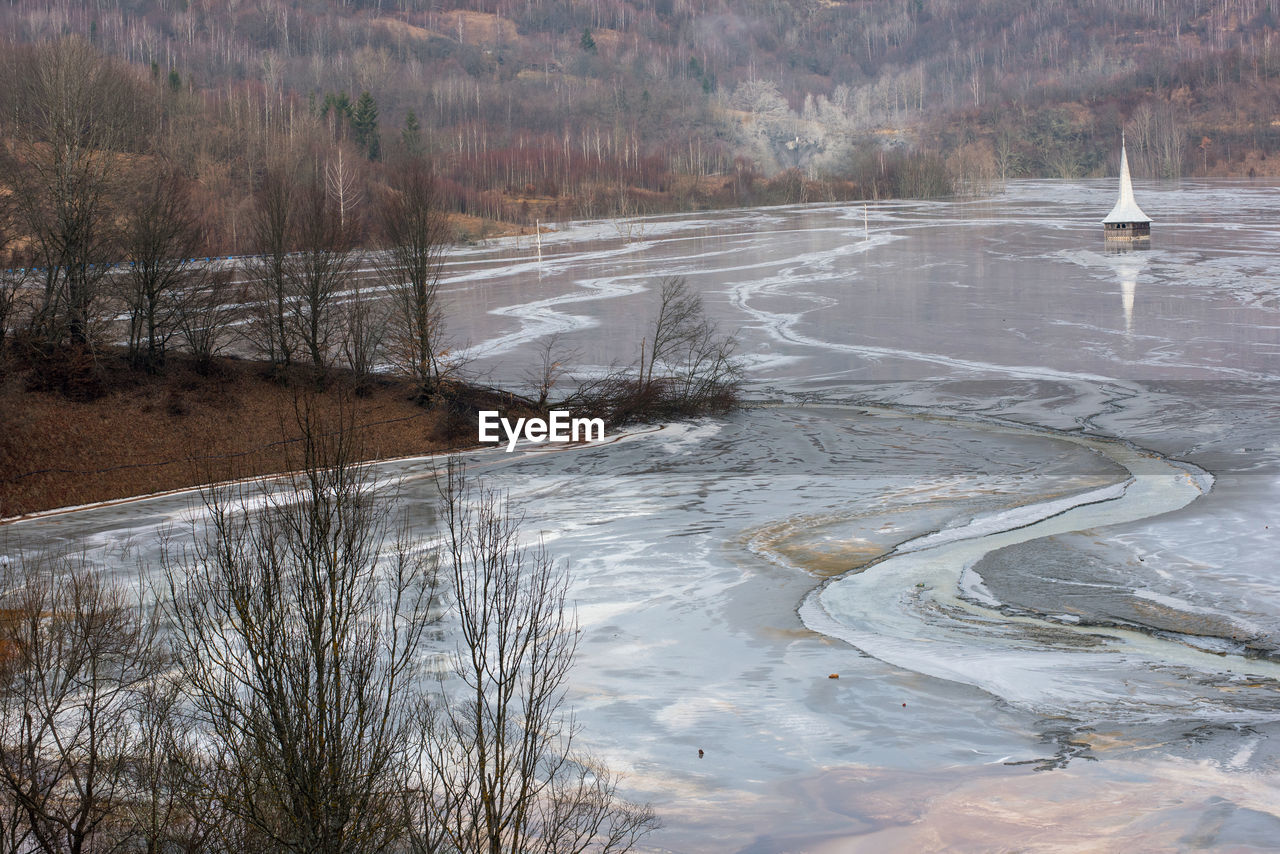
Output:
[{"xmin": 6, "ymin": 399, "xmax": 1277, "ymax": 851}]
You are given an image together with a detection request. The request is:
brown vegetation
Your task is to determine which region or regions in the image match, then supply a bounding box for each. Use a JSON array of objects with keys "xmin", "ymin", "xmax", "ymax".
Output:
[
  {"xmin": 0, "ymin": 355, "xmax": 533, "ymax": 519},
  {"xmin": 2, "ymin": 0, "xmax": 1277, "ymax": 251}
]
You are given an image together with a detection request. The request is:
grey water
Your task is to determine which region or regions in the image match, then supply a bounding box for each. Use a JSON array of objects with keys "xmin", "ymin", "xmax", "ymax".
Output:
[{"xmin": 6, "ymin": 180, "xmax": 1280, "ymax": 851}]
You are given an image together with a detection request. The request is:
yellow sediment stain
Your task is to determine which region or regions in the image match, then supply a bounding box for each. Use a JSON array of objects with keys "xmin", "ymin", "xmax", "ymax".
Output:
[
  {"xmin": 740, "ymin": 509, "xmax": 891, "ymax": 578},
  {"xmin": 777, "ymin": 541, "xmax": 888, "ymax": 578},
  {"xmin": 739, "ymin": 475, "xmax": 1119, "ymax": 580},
  {"xmin": 756, "ymin": 625, "xmax": 827, "ymax": 642},
  {"xmin": 791, "ymin": 759, "xmax": 1280, "ymax": 853}
]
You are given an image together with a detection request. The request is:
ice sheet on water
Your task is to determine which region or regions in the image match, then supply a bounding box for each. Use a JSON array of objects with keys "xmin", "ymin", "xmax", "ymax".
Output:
[{"xmin": 10, "ymin": 182, "xmax": 1280, "ymax": 846}]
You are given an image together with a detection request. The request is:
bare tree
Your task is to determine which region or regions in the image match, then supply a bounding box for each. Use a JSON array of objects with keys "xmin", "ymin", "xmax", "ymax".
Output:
[
  {"xmin": 164, "ymin": 402, "xmax": 439, "ymax": 854},
  {"xmin": 524, "ymin": 332, "xmax": 579, "ymax": 409},
  {"xmin": 560, "ymin": 276, "xmax": 739, "ymax": 423},
  {"xmin": 0, "ymin": 201, "xmax": 26, "ymax": 363},
  {"xmin": 0, "ymin": 554, "xmax": 162, "ymax": 854},
  {"xmin": 0, "ymin": 271, "xmax": 19, "ymax": 364},
  {"xmin": 119, "ymin": 164, "xmax": 206, "ymax": 372},
  {"xmin": 287, "ymin": 167, "xmax": 359, "ymax": 370},
  {"xmin": 340, "ymin": 279, "xmax": 388, "ymax": 384},
  {"xmin": 418, "ymin": 460, "xmax": 657, "ymax": 854},
  {"xmin": 0, "ymin": 38, "xmax": 144, "ymax": 355},
  {"xmin": 631, "ymin": 276, "xmax": 741, "ymax": 413},
  {"xmin": 639, "ymin": 276, "xmax": 704, "ymax": 393},
  {"xmin": 120, "ymin": 665, "xmax": 211, "ymax": 854},
  {"xmin": 325, "ymin": 145, "xmax": 365, "ymax": 237},
  {"xmin": 247, "ymin": 161, "xmax": 298, "ymax": 368},
  {"xmin": 379, "ymin": 158, "xmax": 452, "ymax": 398},
  {"xmin": 178, "ymin": 268, "xmax": 238, "ymax": 375}
]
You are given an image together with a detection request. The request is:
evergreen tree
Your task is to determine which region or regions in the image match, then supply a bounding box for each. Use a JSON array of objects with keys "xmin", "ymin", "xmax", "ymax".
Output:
[
  {"xmin": 580, "ymin": 28, "xmax": 596, "ymax": 53},
  {"xmin": 321, "ymin": 92, "xmax": 353, "ymax": 138},
  {"xmin": 402, "ymin": 109, "xmax": 422, "ymax": 156},
  {"xmin": 353, "ymin": 91, "xmax": 381, "ymax": 161}
]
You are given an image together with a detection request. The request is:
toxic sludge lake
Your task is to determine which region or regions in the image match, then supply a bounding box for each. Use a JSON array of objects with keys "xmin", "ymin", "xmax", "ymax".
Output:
[{"xmin": 7, "ymin": 179, "xmax": 1280, "ymax": 851}]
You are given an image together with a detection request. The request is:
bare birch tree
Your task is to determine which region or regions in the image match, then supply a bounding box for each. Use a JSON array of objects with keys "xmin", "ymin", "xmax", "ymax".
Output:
[{"xmin": 325, "ymin": 145, "xmax": 365, "ymax": 237}]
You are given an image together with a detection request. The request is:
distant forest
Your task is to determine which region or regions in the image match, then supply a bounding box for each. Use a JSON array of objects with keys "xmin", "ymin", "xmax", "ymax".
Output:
[{"xmin": 3, "ymin": 0, "xmax": 1280, "ymax": 253}]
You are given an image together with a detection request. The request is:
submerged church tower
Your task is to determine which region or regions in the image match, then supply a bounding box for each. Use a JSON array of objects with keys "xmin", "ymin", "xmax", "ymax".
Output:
[{"xmin": 1102, "ymin": 135, "xmax": 1151, "ymax": 241}]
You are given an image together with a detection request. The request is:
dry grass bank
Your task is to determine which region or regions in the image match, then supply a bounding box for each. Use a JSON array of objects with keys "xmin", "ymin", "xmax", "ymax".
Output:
[{"xmin": 0, "ymin": 355, "xmax": 527, "ymax": 518}]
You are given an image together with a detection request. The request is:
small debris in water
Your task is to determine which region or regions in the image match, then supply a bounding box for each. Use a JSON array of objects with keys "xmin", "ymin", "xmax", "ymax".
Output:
[{"xmin": 828, "ymin": 673, "xmax": 839, "ymax": 679}]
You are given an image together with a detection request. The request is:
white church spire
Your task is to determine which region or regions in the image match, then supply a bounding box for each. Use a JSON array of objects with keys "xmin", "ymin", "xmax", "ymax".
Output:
[{"xmin": 1102, "ymin": 133, "xmax": 1151, "ymax": 224}]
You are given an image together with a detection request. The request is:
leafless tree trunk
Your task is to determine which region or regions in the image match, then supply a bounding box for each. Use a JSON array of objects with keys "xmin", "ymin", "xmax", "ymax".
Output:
[
  {"xmin": 524, "ymin": 332, "xmax": 578, "ymax": 409},
  {"xmin": 0, "ymin": 789, "xmax": 27, "ymax": 854},
  {"xmin": 164, "ymin": 401, "xmax": 439, "ymax": 854},
  {"xmin": 0, "ymin": 202, "xmax": 26, "ymax": 363},
  {"xmin": 379, "ymin": 158, "xmax": 452, "ymax": 398},
  {"xmin": 340, "ymin": 279, "xmax": 388, "ymax": 383},
  {"xmin": 640, "ymin": 277, "xmax": 704, "ymax": 393},
  {"xmin": 120, "ymin": 164, "xmax": 206, "ymax": 372},
  {"xmin": 325, "ymin": 145, "xmax": 365, "ymax": 237},
  {"xmin": 178, "ymin": 268, "xmax": 238, "ymax": 374},
  {"xmin": 287, "ymin": 168, "xmax": 359, "ymax": 371},
  {"xmin": 0, "ymin": 554, "xmax": 162, "ymax": 854},
  {"xmin": 0, "ymin": 38, "xmax": 143, "ymax": 355},
  {"xmin": 418, "ymin": 460, "xmax": 657, "ymax": 854},
  {"xmin": 247, "ymin": 162, "xmax": 298, "ymax": 368}
]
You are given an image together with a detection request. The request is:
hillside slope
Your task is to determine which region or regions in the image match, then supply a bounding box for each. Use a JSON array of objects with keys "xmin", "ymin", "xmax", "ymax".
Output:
[{"xmin": 1, "ymin": 0, "xmax": 1277, "ymax": 247}]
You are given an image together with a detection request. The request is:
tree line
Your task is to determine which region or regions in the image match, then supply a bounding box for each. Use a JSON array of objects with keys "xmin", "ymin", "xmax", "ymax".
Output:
[
  {"xmin": 0, "ymin": 38, "xmax": 468, "ymax": 401},
  {"xmin": 1, "ymin": 40, "xmax": 744, "ymax": 429},
  {"xmin": 4, "ymin": 0, "xmax": 1279, "ymax": 210},
  {"xmin": 0, "ymin": 409, "xmax": 658, "ymax": 854}
]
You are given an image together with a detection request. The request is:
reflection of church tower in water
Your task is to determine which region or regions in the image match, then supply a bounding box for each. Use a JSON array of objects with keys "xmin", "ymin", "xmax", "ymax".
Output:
[
  {"xmin": 1114, "ymin": 253, "xmax": 1148, "ymax": 334},
  {"xmin": 1103, "ymin": 135, "xmax": 1152, "ymax": 242}
]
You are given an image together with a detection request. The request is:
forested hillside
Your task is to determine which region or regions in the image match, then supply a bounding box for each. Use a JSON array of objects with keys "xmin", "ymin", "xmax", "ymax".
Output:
[{"xmin": 2, "ymin": 0, "xmax": 1279, "ymax": 253}]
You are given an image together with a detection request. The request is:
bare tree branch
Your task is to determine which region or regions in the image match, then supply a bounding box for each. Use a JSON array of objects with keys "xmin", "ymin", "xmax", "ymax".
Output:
[{"xmin": 165, "ymin": 400, "xmax": 440, "ymax": 854}]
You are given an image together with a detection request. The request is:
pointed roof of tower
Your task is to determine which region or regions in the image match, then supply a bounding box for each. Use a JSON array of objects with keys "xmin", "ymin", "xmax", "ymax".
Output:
[{"xmin": 1102, "ymin": 135, "xmax": 1151, "ymax": 224}]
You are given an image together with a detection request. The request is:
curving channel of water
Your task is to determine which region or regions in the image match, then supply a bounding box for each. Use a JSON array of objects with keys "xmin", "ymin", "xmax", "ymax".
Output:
[{"xmin": 799, "ymin": 409, "xmax": 1280, "ymax": 724}]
